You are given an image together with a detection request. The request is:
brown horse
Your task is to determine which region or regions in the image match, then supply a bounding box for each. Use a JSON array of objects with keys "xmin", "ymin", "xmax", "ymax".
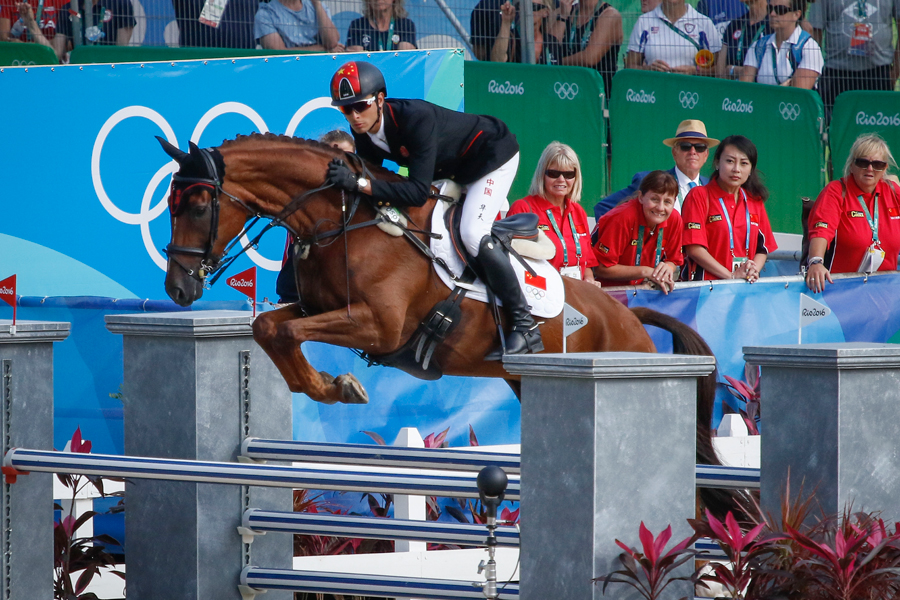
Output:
[{"xmin": 159, "ymin": 133, "xmax": 736, "ymax": 514}]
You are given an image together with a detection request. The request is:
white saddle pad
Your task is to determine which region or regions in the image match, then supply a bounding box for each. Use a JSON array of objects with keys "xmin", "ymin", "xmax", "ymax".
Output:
[{"xmin": 430, "ymin": 201, "xmax": 564, "ymax": 319}]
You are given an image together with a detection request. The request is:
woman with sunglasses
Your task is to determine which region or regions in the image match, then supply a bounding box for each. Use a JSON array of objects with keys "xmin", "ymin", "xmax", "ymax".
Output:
[
  {"xmin": 740, "ymin": 0, "xmax": 822, "ymax": 88},
  {"xmin": 346, "ymin": 0, "xmax": 416, "ymax": 52},
  {"xmin": 326, "ymin": 61, "xmax": 543, "ymax": 358},
  {"xmin": 806, "ymin": 133, "xmax": 900, "ymax": 292},
  {"xmin": 592, "ymin": 170, "xmax": 683, "ymax": 294},
  {"xmin": 681, "ymin": 135, "xmax": 777, "ymax": 281},
  {"xmin": 507, "ymin": 142, "xmax": 600, "ymax": 284}
]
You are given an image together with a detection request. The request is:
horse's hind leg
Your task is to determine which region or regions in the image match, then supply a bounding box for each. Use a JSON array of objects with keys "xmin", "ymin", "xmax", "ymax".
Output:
[{"xmin": 252, "ymin": 303, "xmax": 391, "ymax": 405}]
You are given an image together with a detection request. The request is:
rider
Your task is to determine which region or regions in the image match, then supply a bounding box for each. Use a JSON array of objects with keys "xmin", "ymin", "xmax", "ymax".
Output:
[{"xmin": 326, "ymin": 60, "xmax": 543, "ymax": 358}]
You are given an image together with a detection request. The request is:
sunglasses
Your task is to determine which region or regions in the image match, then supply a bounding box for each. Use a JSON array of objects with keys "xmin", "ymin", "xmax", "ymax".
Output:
[
  {"xmin": 545, "ymin": 169, "xmax": 577, "ymax": 180},
  {"xmin": 677, "ymin": 142, "xmax": 708, "ymax": 153},
  {"xmin": 769, "ymin": 4, "xmax": 794, "ymax": 14},
  {"xmin": 339, "ymin": 96, "xmax": 377, "ymax": 115},
  {"xmin": 854, "ymin": 158, "xmax": 888, "ymax": 171}
]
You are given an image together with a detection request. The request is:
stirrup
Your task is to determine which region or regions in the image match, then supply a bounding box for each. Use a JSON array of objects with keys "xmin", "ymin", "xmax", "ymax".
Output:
[{"xmin": 485, "ymin": 323, "xmax": 544, "ymax": 361}]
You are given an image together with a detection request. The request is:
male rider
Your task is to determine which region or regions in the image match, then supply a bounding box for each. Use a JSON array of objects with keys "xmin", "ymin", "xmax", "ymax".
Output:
[{"xmin": 325, "ymin": 60, "xmax": 543, "ymax": 357}]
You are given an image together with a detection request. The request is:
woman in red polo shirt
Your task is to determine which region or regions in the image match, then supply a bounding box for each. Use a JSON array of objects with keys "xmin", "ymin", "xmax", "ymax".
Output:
[
  {"xmin": 507, "ymin": 142, "xmax": 600, "ymax": 284},
  {"xmin": 681, "ymin": 135, "xmax": 777, "ymax": 281},
  {"xmin": 591, "ymin": 170, "xmax": 683, "ymax": 293},
  {"xmin": 806, "ymin": 133, "xmax": 900, "ymax": 292}
]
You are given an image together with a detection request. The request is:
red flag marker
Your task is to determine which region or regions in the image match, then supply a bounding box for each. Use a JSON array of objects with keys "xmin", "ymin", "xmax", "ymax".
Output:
[
  {"xmin": 0, "ymin": 274, "xmax": 16, "ymax": 331},
  {"xmin": 227, "ymin": 267, "xmax": 257, "ymax": 317}
]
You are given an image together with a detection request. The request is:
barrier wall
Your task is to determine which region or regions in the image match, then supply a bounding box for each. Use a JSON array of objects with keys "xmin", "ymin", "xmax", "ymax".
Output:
[
  {"xmin": 830, "ymin": 91, "xmax": 900, "ymax": 181},
  {"xmin": 69, "ymin": 45, "xmax": 311, "ymax": 64},
  {"xmin": 0, "ymin": 40, "xmax": 57, "ymax": 66},
  {"xmin": 0, "ymin": 49, "xmax": 464, "ymax": 302},
  {"xmin": 464, "ymin": 62, "xmax": 608, "ymax": 208},
  {"xmin": 609, "ymin": 70, "xmax": 826, "ymax": 234}
]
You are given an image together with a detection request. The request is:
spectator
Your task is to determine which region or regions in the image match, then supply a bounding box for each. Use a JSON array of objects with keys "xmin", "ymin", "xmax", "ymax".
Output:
[
  {"xmin": 741, "ymin": 0, "xmax": 822, "ymax": 88},
  {"xmin": 346, "ymin": 0, "xmax": 415, "ymax": 52},
  {"xmin": 681, "ymin": 134, "xmax": 777, "ymax": 281},
  {"xmin": 624, "ymin": 0, "xmax": 722, "ymax": 75},
  {"xmin": 808, "ymin": 0, "xmax": 900, "ymax": 111},
  {"xmin": 551, "ymin": 0, "xmax": 622, "ymax": 98},
  {"xmin": 469, "ymin": 0, "xmax": 564, "ymax": 64},
  {"xmin": 277, "ymin": 129, "xmax": 356, "ymax": 304},
  {"xmin": 716, "ymin": 0, "xmax": 770, "ymax": 80},
  {"xmin": 507, "ymin": 142, "xmax": 600, "ymax": 284},
  {"xmin": 592, "ymin": 170, "xmax": 683, "ymax": 293},
  {"xmin": 57, "ymin": 0, "xmax": 134, "ymax": 47},
  {"xmin": 806, "ymin": 133, "xmax": 900, "ymax": 292},
  {"xmin": 172, "ymin": 0, "xmax": 259, "ymax": 48},
  {"xmin": 593, "ymin": 119, "xmax": 718, "ymax": 219},
  {"xmin": 698, "ymin": 0, "xmax": 748, "ymax": 35},
  {"xmin": 0, "ymin": 0, "xmax": 66, "ymax": 60},
  {"xmin": 254, "ymin": 0, "xmax": 341, "ymax": 51}
]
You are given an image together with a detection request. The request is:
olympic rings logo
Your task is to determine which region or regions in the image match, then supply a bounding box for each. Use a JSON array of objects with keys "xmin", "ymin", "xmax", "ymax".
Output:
[
  {"xmin": 525, "ymin": 285, "xmax": 546, "ymax": 301},
  {"xmin": 91, "ymin": 97, "xmax": 338, "ymax": 271},
  {"xmin": 779, "ymin": 102, "xmax": 801, "ymax": 121},
  {"xmin": 554, "ymin": 82, "xmax": 579, "ymax": 100},
  {"xmin": 678, "ymin": 91, "xmax": 699, "ymax": 109}
]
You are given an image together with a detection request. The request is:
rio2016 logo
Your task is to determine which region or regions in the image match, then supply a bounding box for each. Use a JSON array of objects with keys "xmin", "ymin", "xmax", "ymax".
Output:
[
  {"xmin": 856, "ymin": 111, "xmax": 900, "ymax": 126},
  {"xmin": 92, "ymin": 99, "xmax": 336, "ymax": 272},
  {"xmin": 625, "ymin": 89, "xmax": 656, "ymax": 104},
  {"xmin": 554, "ymin": 82, "xmax": 579, "ymax": 100},
  {"xmin": 488, "ymin": 80, "xmax": 525, "ymax": 95},
  {"xmin": 679, "ymin": 91, "xmax": 699, "ymax": 109},
  {"xmin": 721, "ymin": 98, "xmax": 753, "ymax": 113},
  {"xmin": 779, "ymin": 102, "xmax": 801, "ymax": 121}
]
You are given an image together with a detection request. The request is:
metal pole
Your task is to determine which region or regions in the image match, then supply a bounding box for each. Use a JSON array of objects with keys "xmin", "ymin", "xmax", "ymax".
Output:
[
  {"xmin": 519, "ymin": 0, "xmax": 535, "ymax": 64},
  {"xmin": 431, "ymin": 0, "xmax": 476, "ymax": 56}
]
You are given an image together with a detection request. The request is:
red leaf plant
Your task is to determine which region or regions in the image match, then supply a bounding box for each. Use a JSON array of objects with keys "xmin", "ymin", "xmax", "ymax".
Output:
[
  {"xmin": 721, "ymin": 362, "xmax": 761, "ymax": 435},
  {"xmin": 597, "ymin": 522, "xmax": 700, "ymax": 600}
]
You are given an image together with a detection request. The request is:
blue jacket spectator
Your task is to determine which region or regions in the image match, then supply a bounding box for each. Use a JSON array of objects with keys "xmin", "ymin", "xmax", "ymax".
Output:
[
  {"xmin": 172, "ymin": 0, "xmax": 259, "ymax": 48},
  {"xmin": 347, "ymin": 0, "xmax": 416, "ymax": 52},
  {"xmin": 254, "ymin": 0, "xmax": 341, "ymax": 50},
  {"xmin": 594, "ymin": 120, "xmax": 718, "ymax": 221}
]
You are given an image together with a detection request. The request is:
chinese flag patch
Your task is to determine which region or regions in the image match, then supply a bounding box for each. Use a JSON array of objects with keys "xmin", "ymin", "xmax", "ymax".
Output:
[
  {"xmin": 889, "ymin": 207, "xmax": 899, "ymax": 217},
  {"xmin": 525, "ymin": 271, "xmax": 547, "ymax": 290}
]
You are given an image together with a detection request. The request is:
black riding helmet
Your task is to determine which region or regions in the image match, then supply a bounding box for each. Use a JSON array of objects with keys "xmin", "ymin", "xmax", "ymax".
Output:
[{"xmin": 330, "ymin": 61, "xmax": 387, "ymax": 106}]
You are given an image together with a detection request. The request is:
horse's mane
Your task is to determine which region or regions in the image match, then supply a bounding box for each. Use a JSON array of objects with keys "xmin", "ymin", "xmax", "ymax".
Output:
[{"xmin": 218, "ymin": 132, "xmax": 403, "ymax": 181}]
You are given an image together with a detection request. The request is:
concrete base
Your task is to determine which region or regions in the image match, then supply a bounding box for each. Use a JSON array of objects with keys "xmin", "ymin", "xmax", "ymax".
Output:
[
  {"xmin": 0, "ymin": 320, "xmax": 70, "ymax": 600},
  {"xmin": 746, "ymin": 343, "xmax": 900, "ymax": 524},
  {"xmin": 106, "ymin": 311, "xmax": 292, "ymax": 600},
  {"xmin": 505, "ymin": 352, "xmax": 715, "ymax": 600}
]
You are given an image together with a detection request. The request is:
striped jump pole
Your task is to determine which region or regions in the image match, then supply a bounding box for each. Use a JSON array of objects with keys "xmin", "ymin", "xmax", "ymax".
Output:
[
  {"xmin": 106, "ymin": 311, "xmax": 293, "ymax": 600},
  {"xmin": 0, "ymin": 320, "xmax": 70, "ymax": 600}
]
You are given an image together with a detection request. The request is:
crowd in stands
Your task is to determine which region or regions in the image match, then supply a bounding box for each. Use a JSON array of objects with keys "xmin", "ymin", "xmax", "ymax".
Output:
[{"xmin": 3, "ymin": 0, "xmax": 897, "ymax": 106}]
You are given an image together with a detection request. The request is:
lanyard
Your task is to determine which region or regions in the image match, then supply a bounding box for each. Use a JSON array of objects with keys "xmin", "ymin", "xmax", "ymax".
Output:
[
  {"xmin": 736, "ymin": 21, "xmax": 766, "ymax": 64},
  {"xmin": 769, "ymin": 41, "xmax": 786, "ymax": 84},
  {"xmin": 661, "ymin": 18, "xmax": 705, "ymax": 50},
  {"xmin": 545, "ymin": 209, "xmax": 582, "ymax": 266},
  {"xmin": 716, "ymin": 190, "xmax": 751, "ymax": 257},
  {"xmin": 36, "ymin": 0, "xmax": 45, "ymax": 24},
  {"xmin": 635, "ymin": 225, "xmax": 664, "ymax": 267},
  {"xmin": 569, "ymin": 2, "xmax": 604, "ymax": 50},
  {"xmin": 856, "ymin": 192, "xmax": 880, "ymax": 243},
  {"xmin": 856, "ymin": 0, "xmax": 867, "ymax": 19},
  {"xmin": 376, "ymin": 19, "xmax": 395, "ymax": 51}
]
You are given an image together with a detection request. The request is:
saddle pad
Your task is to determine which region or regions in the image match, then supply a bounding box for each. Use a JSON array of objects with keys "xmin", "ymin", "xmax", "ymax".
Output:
[{"xmin": 430, "ymin": 201, "xmax": 564, "ymax": 319}]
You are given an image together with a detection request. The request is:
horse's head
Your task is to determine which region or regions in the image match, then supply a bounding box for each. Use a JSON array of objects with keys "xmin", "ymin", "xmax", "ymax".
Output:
[{"xmin": 158, "ymin": 137, "xmax": 249, "ymax": 306}]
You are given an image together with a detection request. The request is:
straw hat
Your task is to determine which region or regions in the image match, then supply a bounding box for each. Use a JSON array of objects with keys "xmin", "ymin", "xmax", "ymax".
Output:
[{"xmin": 663, "ymin": 120, "xmax": 720, "ymax": 148}]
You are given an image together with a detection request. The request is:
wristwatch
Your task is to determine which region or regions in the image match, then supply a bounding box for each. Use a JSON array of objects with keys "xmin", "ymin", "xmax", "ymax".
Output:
[
  {"xmin": 556, "ymin": 14, "xmax": 568, "ymax": 21},
  {"xmin": 357, "ymin": 176, "xmax": 369, "ymax": 190},
  {"xmin": 807, "ymin": 256, "xmax": 824, "ymax": 267}
]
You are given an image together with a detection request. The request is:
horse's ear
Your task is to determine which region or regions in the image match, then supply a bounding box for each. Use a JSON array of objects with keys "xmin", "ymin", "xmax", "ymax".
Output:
[
  {"xmin": 188, "ymin": 141, "xmax": 202, "ymax": 157},
  {"xmin": 156, "ymin": 136, "xmax": 188, "ymax": 163}
]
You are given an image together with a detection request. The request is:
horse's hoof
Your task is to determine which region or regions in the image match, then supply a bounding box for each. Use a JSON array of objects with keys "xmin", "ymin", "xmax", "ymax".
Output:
[
  {"xmin": 335, "ymin": 373, "xmax": 369, "ymax": 405},
  {"xmin": 313, "ymin": 371, "xmax": 340, "ymax": 405}
]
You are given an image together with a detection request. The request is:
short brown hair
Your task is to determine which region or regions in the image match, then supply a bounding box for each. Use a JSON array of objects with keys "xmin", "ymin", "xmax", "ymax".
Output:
[{"xmin": 639, "ymin": 170, "xmax": 678, "ymax": 198}]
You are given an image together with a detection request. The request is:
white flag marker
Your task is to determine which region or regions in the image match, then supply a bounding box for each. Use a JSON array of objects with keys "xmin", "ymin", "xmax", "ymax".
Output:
[
  {"xmin": 563, "ymin": 303, "xmax": 589, "ymax": 353},
  {"xmin": 799, "ymin": 293, "xmax": 831, "ymax": 343}
]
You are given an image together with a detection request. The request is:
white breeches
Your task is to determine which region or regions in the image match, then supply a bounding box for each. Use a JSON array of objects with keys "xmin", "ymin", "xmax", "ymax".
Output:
[{"xmin": 459, "ymin": 152, "xmax": 520, "ymax": 257}]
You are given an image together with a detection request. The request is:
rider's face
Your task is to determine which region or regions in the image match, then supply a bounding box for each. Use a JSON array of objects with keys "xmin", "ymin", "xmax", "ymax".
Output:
[{"xmin": 343, "ymin": 94, "xmax": 384, "ymax": 134}]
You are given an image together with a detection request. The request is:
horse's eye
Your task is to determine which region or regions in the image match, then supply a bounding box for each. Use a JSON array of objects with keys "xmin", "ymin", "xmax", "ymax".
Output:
[{"xmin": 191, "ymin": 204, "xmax": 208, "ymax": 218}]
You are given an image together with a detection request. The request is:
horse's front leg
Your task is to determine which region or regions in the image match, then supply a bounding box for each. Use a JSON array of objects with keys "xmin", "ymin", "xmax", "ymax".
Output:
[{"xmin": 253, "ymin": 303, "xmax": 398, "ymax": 405}]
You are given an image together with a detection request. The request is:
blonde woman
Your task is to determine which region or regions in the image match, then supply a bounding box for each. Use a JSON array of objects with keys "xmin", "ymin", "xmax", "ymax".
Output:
[
  {"xmin": 346, "ymin": 0, "xmax": 416, "ymax": 52},
  {"xmin": 508, "ymin": 142, "xmax": 600, "ymax": 284}
]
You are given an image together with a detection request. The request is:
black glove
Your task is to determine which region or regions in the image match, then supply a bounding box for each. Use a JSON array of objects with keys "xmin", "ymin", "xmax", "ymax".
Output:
[{"xmin": 326, "ymin": 159, "xmax": 359, "ymax": 192}]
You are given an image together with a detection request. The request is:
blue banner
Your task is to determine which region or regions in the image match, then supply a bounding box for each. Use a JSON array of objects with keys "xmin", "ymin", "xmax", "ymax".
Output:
[{"xmin": 0, "ymin": 49, "xmax": 464, "ymax": 303}]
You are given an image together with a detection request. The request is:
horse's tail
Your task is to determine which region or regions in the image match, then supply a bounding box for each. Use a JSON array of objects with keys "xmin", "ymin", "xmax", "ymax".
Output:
[{"xmin": 631, "ymin": 306, "xmax": 755, "ymax": 522}]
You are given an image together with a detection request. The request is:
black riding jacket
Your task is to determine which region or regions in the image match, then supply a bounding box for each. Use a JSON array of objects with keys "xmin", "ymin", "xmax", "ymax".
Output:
[{"xmin": 352, "ymin": 99, "xmax": 519, "ymax": 207}]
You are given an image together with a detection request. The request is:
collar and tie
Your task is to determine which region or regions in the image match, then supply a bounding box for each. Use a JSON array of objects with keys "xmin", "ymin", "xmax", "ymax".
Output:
[{"xmin": 688, "ymin": 181, "xmax": 698, "ymax": 189}]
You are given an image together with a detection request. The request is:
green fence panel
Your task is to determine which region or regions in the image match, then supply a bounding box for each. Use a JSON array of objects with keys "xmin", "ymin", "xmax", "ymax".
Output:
[
  {"xmin": 830, "ymin": 91, "xmax": 900, "ymax": 180},
  {"xmin": 464, "ymin": 62, "xmax": 607, "ymax": 212},
  {"xmin": 69, "ymin": 46, "xmax": 312, "ymax": 64},
  {"xmin": 609, "ymin": 70, "xmax": 826, "ymax": 234},
  {"xmin": 0, "ymin": 41, "xmax": 58, "ymax": 66}
]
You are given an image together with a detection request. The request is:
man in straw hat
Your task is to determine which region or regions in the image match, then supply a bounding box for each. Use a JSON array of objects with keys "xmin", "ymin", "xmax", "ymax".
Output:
[{"xmin": 593, "ymin": 119, "xmax": 719, "ymax": 220}]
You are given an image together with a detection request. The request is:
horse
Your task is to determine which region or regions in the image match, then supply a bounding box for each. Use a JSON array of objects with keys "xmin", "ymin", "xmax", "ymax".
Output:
[{"xmin": 158, "ymin": 133, "xmax": 741, "ymax": 519}]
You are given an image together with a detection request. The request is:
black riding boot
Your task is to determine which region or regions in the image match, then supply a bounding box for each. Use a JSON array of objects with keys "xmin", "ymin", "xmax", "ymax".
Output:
[{"xmin": 476, "ymin": 236, "xmax": 544, "ymax": 360}]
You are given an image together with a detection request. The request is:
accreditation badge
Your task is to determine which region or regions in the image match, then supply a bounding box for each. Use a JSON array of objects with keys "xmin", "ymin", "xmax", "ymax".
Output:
[
  {"xmin": 849, "ymin": 22, "xmax": 873, "ymax": 56},
  {"xmin": 695, "ymin": 49, "xmax": 715, "ymax": 67}
]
